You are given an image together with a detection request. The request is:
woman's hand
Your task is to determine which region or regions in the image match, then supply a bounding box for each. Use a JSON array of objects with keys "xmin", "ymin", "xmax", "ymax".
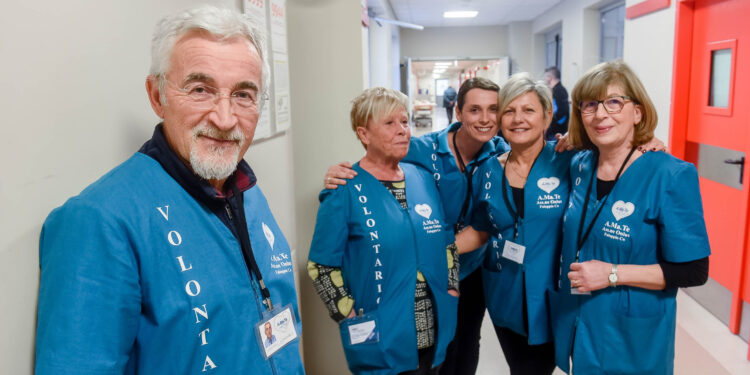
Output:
[
  {"xmin": 454, "ymin": 226, "xmax": 488, "ymax": 254},
  {"xmin": 568, "ymin": 260, "xmax": 611, "ymax": 293},
  {"xmin": 637, "ymin": 137, "xmax": 669, "ymax": 154},
  {"xmin": 554, "ymin": 132, "xmax": 574, "ymax": 152},
  {"xmin": 568, "ymin": 261, "xmax": 667, "ymax": 292},
  {"xmin": 324, "ymin": 161, "xmax": 357, "ymax": 189},
  {"xmin": 448, "ymin": 289, "xmax": 459, "ymax": 297}
]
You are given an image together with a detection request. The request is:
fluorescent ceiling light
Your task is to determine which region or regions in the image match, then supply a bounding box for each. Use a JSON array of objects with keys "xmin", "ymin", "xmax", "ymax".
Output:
[
  {"xmin": 444, "ymin": 11, "xmax": 478, "ymax": 18},
  {"xmin": 434, "ymin": 61, "xmax": 452, "ymax": 65}
]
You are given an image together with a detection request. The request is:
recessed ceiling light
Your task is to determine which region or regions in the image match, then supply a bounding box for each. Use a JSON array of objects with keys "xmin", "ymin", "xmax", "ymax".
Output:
[{"xmin": 444, "ymin": 11, "xmax": 478, "ymax": 18}]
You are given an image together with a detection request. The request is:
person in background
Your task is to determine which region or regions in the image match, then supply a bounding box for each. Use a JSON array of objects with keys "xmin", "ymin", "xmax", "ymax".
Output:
[
  {"xmin": 324, "ymin": 78, "xmax": 511, "ymax": 375},
  {"xmin": 544, "ymin": 66, "xmax": 569, "ymax": 141},
  {"xmin": 309, "ymin": 87, "xmax": 484, "ymax": 374},
  {"xmin": 443, "ymin": 85, "xmax": 458, "ymax": 123},
  {"xmin": 549, "ymin": 60, "xmax": 710, "ymax": 375},
  {"xmin": 35, "ymin": 6, "xmax": 304, "ymax": 374}
]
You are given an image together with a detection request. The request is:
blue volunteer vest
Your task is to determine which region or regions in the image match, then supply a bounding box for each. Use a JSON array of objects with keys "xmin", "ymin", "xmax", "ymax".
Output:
[
  {"xmin": 36, "ymin": 153, "xmax": 304, "ymax": 375},
  {"xmin": 309, "ymin": 162, "xmax": 458, "ymax": 375},
  {"xmin": 407, "ymin": 122, "xmax": 509, "ymax": 279},
  {"xmin": 471, "ymin": 143, "xmax": 573, "ymax": 344},
  {"xmin": 549, "ymin": 151, "xmax": 710, "ymax": 375}
]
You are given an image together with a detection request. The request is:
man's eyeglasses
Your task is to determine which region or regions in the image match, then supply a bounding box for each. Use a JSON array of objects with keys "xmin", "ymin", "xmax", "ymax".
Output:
[
  {"xmin": 167, "ymin": 80, "xmax": 268, "ymax": 111},
  {"xmin": 578, "ymin": 96, "xmax": 633, "ymax": 114}
]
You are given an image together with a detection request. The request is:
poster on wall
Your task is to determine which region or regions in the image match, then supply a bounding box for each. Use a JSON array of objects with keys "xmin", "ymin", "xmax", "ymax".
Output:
[
  {"xmin": 243, "ymin": 0, "xmax": 272, "ymax": 139},
  {"xmin": 270, "ymin": 0, "xmax": 288, "ymax": 54},
  {"xmin": 273, "ymin": 53, "xmax": 291, "ymax": 131},
  {"xmin": 270, "ymin": 0, "xmax": 291, "ymax": 131}
]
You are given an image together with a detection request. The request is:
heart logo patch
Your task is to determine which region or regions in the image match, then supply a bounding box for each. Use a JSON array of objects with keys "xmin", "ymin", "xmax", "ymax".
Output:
[
  {"xmin": 414, "ymin": 204, "xmax": 432, "ymax": 219},
  {"xmin": 537, "ymin": 177, "xmax": 560, "ymax": 194},
  {"xmin": 262, "ymin": 222, "xmax": 275, "ymax": 249},
  {"xmin": 611, "ymin": 201, "xmax": 635, "ymax": 221}
]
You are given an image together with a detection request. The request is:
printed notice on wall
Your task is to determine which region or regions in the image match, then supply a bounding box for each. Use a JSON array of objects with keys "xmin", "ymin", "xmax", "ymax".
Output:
[
  {"xmin": 273, "ymin": 53, "xmax": 290, "ymax": 131},
  {"xmin": 270, "ymin": 0, "xmax": 288, "ymax": 54},
  {"xmin": 243, "ymin": 0, "xmax": 271, "ymax": 139}
]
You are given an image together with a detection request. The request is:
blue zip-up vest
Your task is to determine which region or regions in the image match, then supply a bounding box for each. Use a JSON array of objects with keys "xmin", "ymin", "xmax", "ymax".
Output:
[
  {"xmin": 309, "ymin": 162, "xmax": 458, "ymax": 374},
  {"xmin": 36, "ymin": 153, "xmax": 304, "ymax": 375},
  {"xmin": 472, "ymin": 143, "xmax": 574, "ymax": 344}
]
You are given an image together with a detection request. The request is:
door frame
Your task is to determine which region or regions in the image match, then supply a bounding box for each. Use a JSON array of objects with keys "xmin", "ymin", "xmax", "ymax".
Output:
[{"xmin": 670, "ymin": 0, "xmax": 750, "ymax": 356}]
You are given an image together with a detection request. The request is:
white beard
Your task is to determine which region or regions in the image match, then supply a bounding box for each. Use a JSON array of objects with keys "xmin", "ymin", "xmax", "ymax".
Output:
[{"xmin": 189, "ymin": 123, "xmax": 245, "ymax": 181}]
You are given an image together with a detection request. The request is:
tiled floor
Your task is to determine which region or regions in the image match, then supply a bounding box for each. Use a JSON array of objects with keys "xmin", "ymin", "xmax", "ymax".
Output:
[{"xmin": 474, "ymin": 292, "xmax": 750, "ymax": 374}]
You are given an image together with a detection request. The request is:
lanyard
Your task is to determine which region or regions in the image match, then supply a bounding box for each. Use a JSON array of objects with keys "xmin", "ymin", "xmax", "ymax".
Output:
[
  {"xmin": 452, "ymin": 128, "xmax": 476, "ymax": 232},
  {"xmin": 575, "ymin": 147, "xmax": 636, "ymax": 262},
  {"xmin": 231, "ymin": 184, "xmax": 274, "ymax": 311},
  {"xmin": 500, "ymin": 147, "xmax": 543, "ymax": 239}
]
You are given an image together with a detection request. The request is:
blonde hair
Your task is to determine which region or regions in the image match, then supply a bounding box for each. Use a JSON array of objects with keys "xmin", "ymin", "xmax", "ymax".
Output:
[
  {"xmin": 498, "ymin": 72, "xmax": 553, "ymax": 121},
  {"xmin": 350, "ymin": 87, "xmax": 409, "ymax": 148},
  {"xmin": 568, "ymin": 60, "xmax": 658, "ymax": 149}
]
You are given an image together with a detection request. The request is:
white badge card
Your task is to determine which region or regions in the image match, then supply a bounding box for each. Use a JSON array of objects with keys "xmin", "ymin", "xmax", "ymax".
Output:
[
  {"xmin": 255, "ymin": 304, "xmax": 299, "ymax": 359},
  {"xmin": 501, "ymin": 240, "xmax": 526, "ymax": 264},
  {"xmin": 342, "ymin": 313, "xmax": 379, "ymax": 346},
  {"xmin": 570, "ymin": 287, "xmax": 591, "ymax": 295},
  {"xmin": 349, "ymin": 319, "xmax": 378, "ymax": 345}
]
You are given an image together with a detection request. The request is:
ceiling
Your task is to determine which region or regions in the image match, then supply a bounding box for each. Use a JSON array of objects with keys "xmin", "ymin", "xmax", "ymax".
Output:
[{"xmin": 383, "ymin": 0, "xmax": 564, "ymax": 27}]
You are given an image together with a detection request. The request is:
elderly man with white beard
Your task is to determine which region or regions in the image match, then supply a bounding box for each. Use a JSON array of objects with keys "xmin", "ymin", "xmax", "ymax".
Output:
[{"xmin": 34, "ymin": 6, "xmax": 304, "ymax": 375}]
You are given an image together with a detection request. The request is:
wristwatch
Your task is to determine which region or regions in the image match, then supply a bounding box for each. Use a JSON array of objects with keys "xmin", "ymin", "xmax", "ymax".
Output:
[{"xmin": 608, "ymin": 264, "xmax": 618, "ymax": 287}]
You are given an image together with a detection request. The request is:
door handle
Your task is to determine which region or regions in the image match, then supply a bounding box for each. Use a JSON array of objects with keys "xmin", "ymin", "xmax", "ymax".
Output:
[{"xmin": 724, "ymin": 156, "xmax": 745, "ymax": 184}]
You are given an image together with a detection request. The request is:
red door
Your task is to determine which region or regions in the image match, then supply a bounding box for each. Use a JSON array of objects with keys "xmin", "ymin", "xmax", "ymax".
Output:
[{"xmin": 672, "ymin": 0, "xmax": 750, "ymax": 357}]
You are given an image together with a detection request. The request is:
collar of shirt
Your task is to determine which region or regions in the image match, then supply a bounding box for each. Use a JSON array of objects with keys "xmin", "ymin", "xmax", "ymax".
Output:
[
  {"xmin": 436, "ymin": 122, "xmax": 499, "ymax": 168},
  {"xmin": 138, "ymin": 123, "xmax": 257, "ymax": 205}
]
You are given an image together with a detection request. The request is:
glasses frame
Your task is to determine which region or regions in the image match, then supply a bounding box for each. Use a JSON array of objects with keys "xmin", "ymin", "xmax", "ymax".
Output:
[
  {"xmin": 165, "ymin": 79, "xmax": 269, "ymax": 111},
  {"xmin": 578, "ymin": 95, "xmax": 633, "ymax": 114}
]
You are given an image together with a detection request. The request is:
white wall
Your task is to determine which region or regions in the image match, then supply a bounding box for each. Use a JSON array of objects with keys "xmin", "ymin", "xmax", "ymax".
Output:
[
  {"xmin": 286, "ymin": 0, "xmax": 366, "ymax": 373},
  {"xmin": 0, "ymin": 0, "xmax": 304, "ymax": 373},
  {"xmin": 532, "ymin": 0, "xmax": 605, "ymax": 88},
  {"xmin": 623, "ymin": 0, "xmax": 676, "ymax": 145},
  {"xmin": 401, "ymin": 25, "xmax": 509, "ymax": 60},
  {"xmin": 508, "ymin": 21, "xmax": 534, "ymax": 73},
  {"xmin": 530, "ymin": 0, "xmax": 677, "ymax": 144},
  {"xmin": 368, "ymin": 0, "xmax": 400, "ymax": 89}
]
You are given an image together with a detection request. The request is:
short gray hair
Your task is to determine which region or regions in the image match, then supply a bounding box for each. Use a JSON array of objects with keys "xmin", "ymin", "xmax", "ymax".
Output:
[
  {"xmin": 150, "ymin": 5, "xmax": 269, "ymax": 106},
  {"xmin": 498, "ymin": 72, "xmax": 553, "ymax": 120}
]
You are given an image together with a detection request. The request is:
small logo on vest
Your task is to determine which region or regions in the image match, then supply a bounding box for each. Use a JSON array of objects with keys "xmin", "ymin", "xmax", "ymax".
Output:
[
  {"xmin": 611, "ymin": 201, "xmax": 635, "ymax": 221},
  {"xmin": 415, "ymin": 204, "xmax": 432, "ymax": 219},
  {"xmin": 537, "ymin": 177, "xmax": 560, "ymax": 194},
  {"xmin": 262, "ymin": 222, "xmax": 275, "ymax": 249}
]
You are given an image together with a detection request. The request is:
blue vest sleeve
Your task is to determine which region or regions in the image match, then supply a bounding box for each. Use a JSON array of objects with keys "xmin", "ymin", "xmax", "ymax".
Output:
[
  {"xmin": 309, "ymin": 188, "xmax": 351, "ymax": 267},
  {"xmin": 658, "ymin": 163, "xmax": 711, "ymax": 262},
  {"xmin": 36, "ymin": 200, "xmax": 141, "ymax": 374}
]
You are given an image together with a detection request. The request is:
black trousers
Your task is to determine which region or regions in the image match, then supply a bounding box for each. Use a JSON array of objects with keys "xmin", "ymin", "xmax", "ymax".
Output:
[
  {"xmin": 446, "ymin": 105, "xmax": 454, "ymax": 124},
  {"xmin": 439, "ymin": 268, "xmax": 485, "ymax": 374},
  {"xmin": 399, "ymin": 347, "xmax": 440, "ymax": 375},
  {"xmin": 494, "ymin": 326, "xmax": 556, "ymax": 375}
]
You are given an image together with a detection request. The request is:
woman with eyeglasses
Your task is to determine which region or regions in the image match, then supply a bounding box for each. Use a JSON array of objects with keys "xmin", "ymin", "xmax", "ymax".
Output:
[{"xmin": 548, "ymin": 60, "xmax": 710, "ymax": 375}]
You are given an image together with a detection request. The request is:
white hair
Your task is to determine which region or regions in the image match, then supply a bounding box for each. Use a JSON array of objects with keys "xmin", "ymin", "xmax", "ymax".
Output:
[{"xmin": 150, "ymin": 5, "xmax": 270, "ymax": 109}]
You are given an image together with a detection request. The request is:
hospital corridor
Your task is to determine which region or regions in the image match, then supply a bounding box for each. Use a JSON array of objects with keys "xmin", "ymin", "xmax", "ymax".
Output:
[{"xmin": 4, "ymin": 0, "xmax": 750, "ymax": 374}]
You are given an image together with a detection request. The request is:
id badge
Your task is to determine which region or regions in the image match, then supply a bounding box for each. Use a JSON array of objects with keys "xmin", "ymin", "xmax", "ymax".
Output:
[
  {"xmin": 341, "ymin": 313, "xmax": 379, "ymax": 346},
  {"xmin": 501, "ymin": 240, "xmax": 526, "ymax": 264},
  {"xmin": 570, "ymin": 287, "xmax": 591, "ymax": 295},
  {"xmin": 255, "ymin": 304, "xmax": 299, "ymax": 359}
]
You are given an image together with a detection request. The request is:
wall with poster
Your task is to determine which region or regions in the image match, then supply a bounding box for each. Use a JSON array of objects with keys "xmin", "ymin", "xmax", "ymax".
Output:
[
  {"xmin": 0, "ymin": 0, "xmax": 301, "ymax": 373},
  {"xmin": 243, "ymin": 0, "xmax": 292, "ymax": 139}
]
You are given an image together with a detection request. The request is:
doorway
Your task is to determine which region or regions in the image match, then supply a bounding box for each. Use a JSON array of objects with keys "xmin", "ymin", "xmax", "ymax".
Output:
[{"xmin": 671, "ymin": 0, "xmax": 750, "ymax": 357}]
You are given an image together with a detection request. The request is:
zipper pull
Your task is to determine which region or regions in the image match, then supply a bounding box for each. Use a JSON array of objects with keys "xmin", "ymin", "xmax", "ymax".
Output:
[{"xmin": 225, "ymin": 204, "xmax": 233, "ymax": 220}]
